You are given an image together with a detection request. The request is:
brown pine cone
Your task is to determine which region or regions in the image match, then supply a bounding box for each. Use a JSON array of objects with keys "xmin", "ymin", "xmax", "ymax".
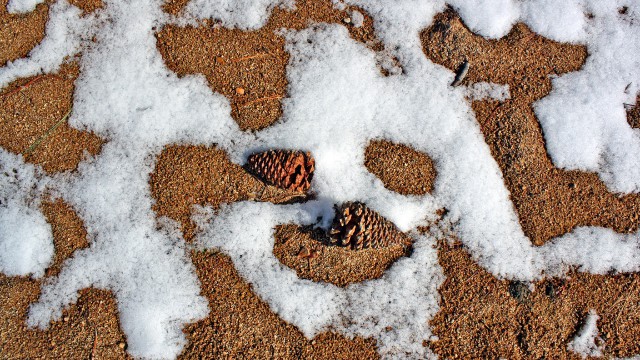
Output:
[
  {"xmin": 245, "ymin": 150, "xmax": 315, "ymax": 192},
  {"xmin": 329, "ymin": 202, "xmax": 412, "ymax": 250}
]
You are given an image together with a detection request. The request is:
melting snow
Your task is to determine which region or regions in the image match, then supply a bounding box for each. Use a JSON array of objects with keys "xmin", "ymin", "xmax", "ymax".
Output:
[{"xmin": 1, "ymin": 0, "xmax": 640, "ymax": 358}]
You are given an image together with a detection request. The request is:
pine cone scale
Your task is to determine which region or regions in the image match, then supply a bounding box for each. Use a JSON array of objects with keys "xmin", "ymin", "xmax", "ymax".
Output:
[
  {"xmin": 329, "ymin": 202, "xmax": 411, "ymax": 250},
  {"xmin": 245, "ymin": 149, "xmax": 315, "ymax": 192}
]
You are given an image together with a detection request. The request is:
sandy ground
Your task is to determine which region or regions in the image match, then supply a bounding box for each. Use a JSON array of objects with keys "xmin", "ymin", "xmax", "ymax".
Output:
[{"xmin": 1, "ymin": 0, "xmax": 640, "ymax": 358}]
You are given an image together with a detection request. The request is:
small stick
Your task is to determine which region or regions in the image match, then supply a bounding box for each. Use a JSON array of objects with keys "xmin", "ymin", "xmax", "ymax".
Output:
[
  {"xmin": 1, "ymin": 75, "xmax": 45, "ymax": 99},
  {"xmin": 89, "ymin": 328, "xmax": 98, "ymax": 360},
  {"xmin": 450, "ymin": 60, "xmax": 469, "ymax": 87},
  {"xmin": 23, "ymin": 107, "xmax": 72, "ymax": 155},
  {"xmin": 230, "ymin": 53, "xmax": 273, "ymax": 63},
  {"xmin": 239, "ymin": 95, "xmax": 282, "ymax": 108}
]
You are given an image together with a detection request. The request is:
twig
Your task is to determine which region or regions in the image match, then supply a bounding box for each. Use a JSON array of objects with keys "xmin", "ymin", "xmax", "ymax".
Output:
[
  {"xmin": 23, "ymin": 107, "xmax": 72, "ymax": 155},
  {"xmin": 90, "ymin": 328, "xmax": 98, "ymax": 360},
  {"xmin": 1, "ymin": 74, "xmax": 65, "ymax": 100},
  {"xmin": 230, "ymin": 53, "xmax": 273, "ymax": 63},
  {"xmin": 239, "ymin": 95, "xmax": 283, "ymax": 108},
  {"xmin": 1, "ymin": 75, "xmax": 45, "ymax": 99}
]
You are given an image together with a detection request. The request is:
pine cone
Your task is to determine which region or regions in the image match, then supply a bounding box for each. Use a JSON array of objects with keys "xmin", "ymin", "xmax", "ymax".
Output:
[
  {"xmin": 329, "ymin": 202, "xmax": 411, "ymax": 250},
  {"xmin": 245, "ymin": 150, "xmax": 315, "ymax": 192}
]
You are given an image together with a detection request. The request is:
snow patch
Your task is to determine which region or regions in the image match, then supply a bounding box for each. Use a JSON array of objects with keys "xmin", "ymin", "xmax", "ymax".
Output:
[
  {"xmin": 465, "ymin": 82, "xmax": 510, "ymax": 102},
  {"xmin": 1, "ymin": 0, "xmax": 640, "ymax": 358},
  {"xmin": 568, "ymin": 310, "xmax": 604, "ymax": 358},
  {"xmin": 6, "ymin": 0, "xmax": 44, "ymax": 13},
  {"xmin": 0, "ymin": 150, "xmax": 52, "ymax": 277}
]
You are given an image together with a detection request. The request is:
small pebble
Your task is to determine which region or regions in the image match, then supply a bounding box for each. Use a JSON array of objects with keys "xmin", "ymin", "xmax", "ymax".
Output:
[
  {"xmin": 118, "ymin": 342, "xmax": 126, "ymax": 349},
  {"xmin": 343, "ymin": 17, "xmax": 351, "ymax": 24},
  {"xmin": 63, "ymin": 316, "xmax": 69, "ymax": 322},
  {"xmin": 235, "ymin": 87, "xmax": 245, "ymax": 95},
  {"xmin": 215, "ymin": 56, "xmax": 225, "ymax": 65}
]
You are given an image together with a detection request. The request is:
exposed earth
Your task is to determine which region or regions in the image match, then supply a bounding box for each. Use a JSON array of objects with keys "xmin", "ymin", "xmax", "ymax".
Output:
[{"xmin": 1, "ymin": 0, "xmax": 640, "ymax": 358}]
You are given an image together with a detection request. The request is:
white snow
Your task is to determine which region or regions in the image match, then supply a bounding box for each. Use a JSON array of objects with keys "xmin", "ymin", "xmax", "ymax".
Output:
[
  {"xmin": 350, "ymin": 9, "xmax": 364, "ymax": 27},
  {"xmin": 193, "ymin": 201, "xmax": 443, "ymax": 358},
  {"xmin": 1, "ymin": 0, "xmax": 640, "ymax": 358},
  {"xmin": 6, "ymin": 0, "xmax": 44, "ymax": 13},
  {"xmin": 183, "ymin": 0, "xmax": 293, "ymax": 29},
  {"xmin": 568, "ymin": 310, "xmax": 604, "ymax": 358},
  {"xmin": 534, "ymin": 1, "xmax": 640, "ymax": 194},
  {"xmin": 465, "ymin": 82, "xmax": 510, "ymax": 102},
  {"xmin": 0, "ymin": 150, "xmax": 52, "ymax": 277},
  {"xmin": 0, "ymin": 0, "xmax": 96, "ymax": 87}
]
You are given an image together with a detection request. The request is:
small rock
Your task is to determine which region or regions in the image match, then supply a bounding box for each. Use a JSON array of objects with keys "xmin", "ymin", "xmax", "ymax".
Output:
[
  {"xmin": 508, "ymin": 280, "xmax": 531, "ymax": 304},
  {"xmin": 118, "ymin": 342, "xmax": 126, "ymax": 349},
  {"xmin": 343, "ymin": 17, "xmax": 351, "ymax": 24},
  {"xmin": 215, "ymin": 56, "xmax": 225, "ymax": 65},
  {"xmin": 235, "ymin": 87, "xmax": 245, "ymax": 95}
]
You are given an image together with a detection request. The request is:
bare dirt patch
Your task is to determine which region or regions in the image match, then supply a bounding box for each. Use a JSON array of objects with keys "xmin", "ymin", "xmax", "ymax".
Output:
[
  {"xmin": 431, "ymin": 239, "xmax": 640, "ymax": 359},
  {"xmin": 68, "ymin": 0, "xmax": 103, "ymax": 15},
  {"xmin": 422, "ymin": 9, "xmax": 640, "ymax": 245},
  {"xmin": 273, "ymin": 224, "xmax": 408, "ymax": 287},
  {"xmin": 0, "ymin": 0, "xmax": 48, "ymax": 67},
  {"xmin": 627, "ymin": 95, "xmax": 640, "ymax": 129},
  {"xmin": 181, "ymin": 250, "xmax": 380, "ymax": 359},
  {"xmin": 0, "ymin": 62, "xmax": 104, "ymax": 173},
  {"xmin": 364, "ymin": 139, "xmax": 436, "ymax": 196},
  {"xmin": 157, "ymin": 0, "xmax": 380, "ymax": 131}
]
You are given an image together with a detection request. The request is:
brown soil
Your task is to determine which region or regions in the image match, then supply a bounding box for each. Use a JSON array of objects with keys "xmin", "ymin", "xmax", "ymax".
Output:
[
  {"xmin": 364, "ymin": 139, "xmax": 436, "ymax": 196},
  {"xmin": 149, "ymin": 144, "xmax": 307, "ymax": 241},
  {"xmin": 157, "ymin": 0, "xmax": 380, "ymax": 131},
  {"xmin": 431, "ymin": 239, "xmax": 640, "ymax": 359},
  {"xmin": 181, "ymin": 250, "xmax": 379, "ymax": 359},
  {"xmin": 627, "ymin": 96, "xmax": 640, "ymax": 129},
  {"xmin": 3, "ymin": 1, "xmax": 640, "ymax": 359},
  {"xmin": 0, "ymin": 0, "xmax": 48, "ymax": 67},
  {"xmin": 273, "ymin": 224, "xmax": 408, "ymax": 287},
  {"xmin": 421, "ymin": 9, "xmax": 640, "ymax": 246},
  {"xmin": 0, "ymin": 62, "xmax": 104, "ymax": 174},
  {"xmin": 41, "ymin": 199, "xmax": 89, "ymax": 277},
  {"xmin": 68, "ymin": 0, "xmax": 103, "ymax": 15},
  {"xmin": 0, "ymin": 199, "xmax": 130, "ymax": 359}
]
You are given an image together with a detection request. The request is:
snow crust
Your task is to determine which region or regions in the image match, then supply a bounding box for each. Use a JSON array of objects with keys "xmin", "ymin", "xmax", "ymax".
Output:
[
  {"xmin": 0, "ymin": 0, "xmax": 639, "ymax": 358},
  {"xmin": 568, "ymin": 310, "xmax": 604, "ymax": 358}
]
